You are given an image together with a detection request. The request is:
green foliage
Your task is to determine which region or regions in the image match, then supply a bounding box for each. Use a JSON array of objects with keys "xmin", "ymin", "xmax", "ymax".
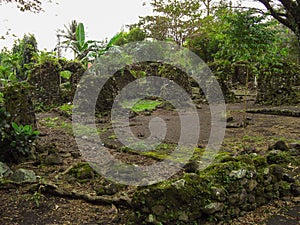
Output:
[
  {"xmin": 64, "ymin": 22, "xmax": 122, "ymax": 62},
  {"xmin": 60, "ymin": 70, "xmax": 72, "ymax": 80},
  {"xmin": 257, "ymin": 0, "xmax": 300, "ymax": 47},
  {"xmin": 33, "ymin": 51, "xmax": 59, "ymax": 66},
  {"xmin": 96, "ymin": 32, "xmax": 122, "ymax": 57},
  {"xmin": 71, "ymin": 22, "xmax": 98, "ymax": 60},
  {"xmin": 115, "ymin": 28, "xmax": 146, "ymax": 46},
  {"xmin": 0, "ymin": 50, "xmax": 20, "ymax": 86},
  {"xmin": 0, "ymin": 108, "xmax": 39, "ymax": 162},
  {"xmin": 76, "ymin": 23, "xmax": 86, "ymax": 48},
  {"xmin": 214, "ymin": 10, "xmax": 279, "ymax": 65},
  {"xmin": 137, "ymin": 0, "xmax": 203, "ymax": 45},
  {"xmin": 10, "ymin": 122, "xmax": 39, "ymax": 156},
  {"xmin": 12, "ymin": 33, "xmax": 38, "ymax": 80},
  {"xmin": 31, "ymin": 191, "xmax": 45, "ymax": 207},
  {"xmin": 0, "ymin": 93, "xmax": 3, "ymax": 105},
  {"xmin": 58, "ymin": 103, "xmax": 73, "ymax": 116}
]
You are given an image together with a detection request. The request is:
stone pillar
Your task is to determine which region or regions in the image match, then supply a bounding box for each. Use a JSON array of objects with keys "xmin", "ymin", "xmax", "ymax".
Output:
[
  {"xmin": 28, "ymin": 61, "xmax": 61, "ymax": 106},
  {"xmin": 4, "ymin": 82, "xmax": 36, "ymax": 129}
]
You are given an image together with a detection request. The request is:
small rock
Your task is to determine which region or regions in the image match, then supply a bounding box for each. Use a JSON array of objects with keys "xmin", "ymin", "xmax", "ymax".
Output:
[
  {"xmin": 44, "ymin": 153, "xmax": 63, "ymax": 165},
  {"xmin": 202, "ymin": 202, "xmax": 224, "ymax": 215},
  {"xmin": 178, "ymin": 211, "xmax": 189, "ymax": 222},
  {"xmin": 146, "ymin": 214, "xmax": 155, "ymax": 223},
  {"xmin": 230, "ymin": 169, "xmax": 247, "ymax": 179},
  {"xmin": 226, "ymin": 116, "xmax": 234, "ymax": 122},
  {"xmin": 0, "ymin": 162, "xmax": 13, "ymax": 179},
  {"xmin": 283, "ymin": 173, "xmax": 295, "ymax": 183},
  {"xmin": 291, "ymin": 183, "xmax": 300, "ymax": 196},
  {"xmin": 289, "ymin": 143, "xmax": 300, "ymax": 150},
  {"xmin": 211, "ymin": 187, "xmax": 226, "ymax": 201},
  {"xmin": 228, "ymin": 193, "xmax": 241, "ymax": 205},
  {"xmin": 172, "ymin": 179, "xmax": 185, "ymax": 189},
  {"xmin": 9, "ymin": 169, "xmax": 36, "ymax": 183},
  {"xmin": 269, "ymin": 164, "xmax": 284, "ymax": 180},
  {"xmin": 263, "ymin": 168, "xmax": 270, "ymax": 175},
  {"xmin": 184, "ymin": 160, "xmax": 199, "ymax": 173},
  {"xmin": 71, "ymin": 151, "xmax": 81, "ymax": 158},
  {"xmin": 151, "ymin": 205, "xmax": 165, "ymax": 216},
  {"xmin": 268, "ymin": 140, "xmax": 289, "ymax": 151},
  {"xmin": 105, "ymin": 183, "xmax": 119, "ymax": 195},
  {"xmin": 247, "ymin": 179, "xmax": 258, "ymax": 192},
  {"xmin": 226, "ymin": 123, "xmax": 243, "ymax": 128},
  {"xmin": 289, "ymin": 143, "xmax": 300, "ymax": 156}
]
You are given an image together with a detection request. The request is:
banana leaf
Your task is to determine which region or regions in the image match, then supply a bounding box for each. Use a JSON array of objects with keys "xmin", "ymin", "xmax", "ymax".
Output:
[{"xmin": 76, "ymin": 23, "xmax": 86, "ymax": 48}]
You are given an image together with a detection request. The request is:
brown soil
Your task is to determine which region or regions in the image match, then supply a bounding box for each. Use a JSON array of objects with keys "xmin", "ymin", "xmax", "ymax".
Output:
[{"xmin": 0, "ymin": 102, "xmax": 299, "ymax": 225}]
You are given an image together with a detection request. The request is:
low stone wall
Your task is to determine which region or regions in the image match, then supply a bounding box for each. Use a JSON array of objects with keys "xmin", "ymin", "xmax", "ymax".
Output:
[
  {"xmin": 132, "ymin": 144, "xmax": 300, "ymax": 223},
  {"xmin": 256, "ymin": 62, "xmax": 299, "ymax": 106}
]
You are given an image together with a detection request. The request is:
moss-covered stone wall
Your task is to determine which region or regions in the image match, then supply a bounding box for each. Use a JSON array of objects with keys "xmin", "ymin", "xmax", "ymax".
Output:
[
  {"xmin": 28, "ymin": 61, "xmax": 61, "ymax": 106},
  {"xmin": 256, "ymin": 62, "xmax": 299, "ymax": 106},
  {"xmin": 132, "ymin": 145, "xmax": 300, "ymax": 224},
  {"xmin": 4, "ymin": 82, "xmax": 36, "ymax": 128}
]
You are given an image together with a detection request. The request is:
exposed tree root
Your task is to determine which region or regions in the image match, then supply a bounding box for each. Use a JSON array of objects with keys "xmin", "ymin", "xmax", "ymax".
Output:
[
  {"xmin": 38, "ymin": 182, "xmax": 132, "ymax": 208},
  {"xmin": 0, "ymin": 180, "xmax": 131, "ymax": 208}
]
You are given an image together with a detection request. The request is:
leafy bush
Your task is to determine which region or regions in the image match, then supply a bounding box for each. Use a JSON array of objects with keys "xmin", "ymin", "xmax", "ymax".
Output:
[
  {"xmin": 0, "ymin": 107, "xmax": 39, "ymax": 162},
  {"xmin": 10, "ymin": 122, "xmax": 39, "ymax": 156}
]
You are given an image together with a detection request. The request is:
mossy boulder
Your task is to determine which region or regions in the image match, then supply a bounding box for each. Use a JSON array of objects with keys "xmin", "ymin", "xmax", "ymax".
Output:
[{"xmin": 69, "ymin": 162, "xmax": 95, "ymax": 182}]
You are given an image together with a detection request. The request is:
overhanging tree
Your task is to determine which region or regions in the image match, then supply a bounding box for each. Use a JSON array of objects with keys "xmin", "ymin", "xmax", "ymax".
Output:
[{"xmin": 256, "ymin": 0, "xmax": 300, "ymax": 47}]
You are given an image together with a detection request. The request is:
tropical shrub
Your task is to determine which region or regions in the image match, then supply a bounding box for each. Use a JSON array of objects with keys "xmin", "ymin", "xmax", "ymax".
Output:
[{"xmin": 0, "ymin": 107, "xmax": 39, "ymax": 163}]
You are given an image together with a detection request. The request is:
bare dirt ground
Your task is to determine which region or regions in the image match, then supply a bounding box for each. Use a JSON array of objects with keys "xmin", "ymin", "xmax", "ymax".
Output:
[{"xmin": 0, "ymin": 102, "xmax": 299, "ymax": 225}]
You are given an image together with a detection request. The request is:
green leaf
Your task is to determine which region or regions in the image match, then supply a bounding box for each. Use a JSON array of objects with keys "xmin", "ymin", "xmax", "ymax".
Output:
[
  {"xmin": 106, "ymin": 33, "xmax": 122, "ymax": 49},
  {"xmin": 76, "ymin": 23, "xmax": 86, "ymax": 47},
  {"xmin": 11, "ymin": 122, "xmax": 19, "ymax": 131}
]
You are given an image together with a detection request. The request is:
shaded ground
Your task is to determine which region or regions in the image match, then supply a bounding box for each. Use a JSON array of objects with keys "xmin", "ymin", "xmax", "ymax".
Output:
[{"xmin": 0, "ymin": 102, "xmax": 299, "ymax": 224}]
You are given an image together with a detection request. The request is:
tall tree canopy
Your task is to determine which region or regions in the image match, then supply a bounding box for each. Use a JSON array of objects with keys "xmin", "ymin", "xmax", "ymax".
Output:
[
  {"xmin": 257, "ymin": 0, "xmax": 300, "ymax": 46},
  {"xmin": 138, "ymin": 0, "xmax": 203, "ymax": 46},
  {"xmin": 0, "ymin": 0, "xmax": 42, "ymax": 12}
]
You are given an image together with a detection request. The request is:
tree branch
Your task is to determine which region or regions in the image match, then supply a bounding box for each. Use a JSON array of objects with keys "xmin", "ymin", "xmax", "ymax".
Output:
[{"xmin": 257, "ymin": 0, "xmax": 293, "ymax": 31}]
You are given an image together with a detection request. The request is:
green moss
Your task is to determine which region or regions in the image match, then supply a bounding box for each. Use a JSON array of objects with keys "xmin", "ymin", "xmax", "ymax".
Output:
[
  {"xmin": 119, "ymin": 142, "xmax": 178, "ymax": 160},
  {"xmin": 253, "ymin": 155, "xmax": 268, "ymax": 168},
  {"xmin": 132, "ymin": 146, "xmax": 299, "ymax": 224},
  {"xmin": 58, "ymin": 103, "xmax": 73, "ymax": 116},
  {"xmin": 279, "ymin": 181, "xmax": 291, "ymax": 197},
  {"xmin": 120, "ymin": 99, "xmax": 162, "ymax": 113},
  {"xmin": 236, "ymin": 155, "xmax": 254, "ymax": 166},
  {"xmin": 266, "ymin": 151, "xmax": 292, "ymax": 165},
  {"xmin": 69, "ymin": 162, "xmax": 95, "ymax": 181},
  {"xmin": 201, "ymin": 161, "xmax": 251, "ymax": 185}
]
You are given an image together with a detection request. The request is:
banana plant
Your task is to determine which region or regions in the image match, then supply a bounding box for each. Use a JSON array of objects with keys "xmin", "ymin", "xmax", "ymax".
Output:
[
  {"xmin": 68, "ymin": 23, "xmax": 100, "ymax": 60},
  {"xmin": 69, "ymin": 22, "xmax": 122, "ymax": 62},
  {"xmin": 88, "ymin": 32, "xmax": 123, "ymax": 60},
  {"xmin": 97, "ymin": 32, "xmax": 122, "ymax": 56}
]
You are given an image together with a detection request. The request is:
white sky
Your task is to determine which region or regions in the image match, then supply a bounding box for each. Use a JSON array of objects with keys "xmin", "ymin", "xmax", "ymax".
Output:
[{"xmin": 0, "ymin": 0, "xmax": 152, "ymax": 55}]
